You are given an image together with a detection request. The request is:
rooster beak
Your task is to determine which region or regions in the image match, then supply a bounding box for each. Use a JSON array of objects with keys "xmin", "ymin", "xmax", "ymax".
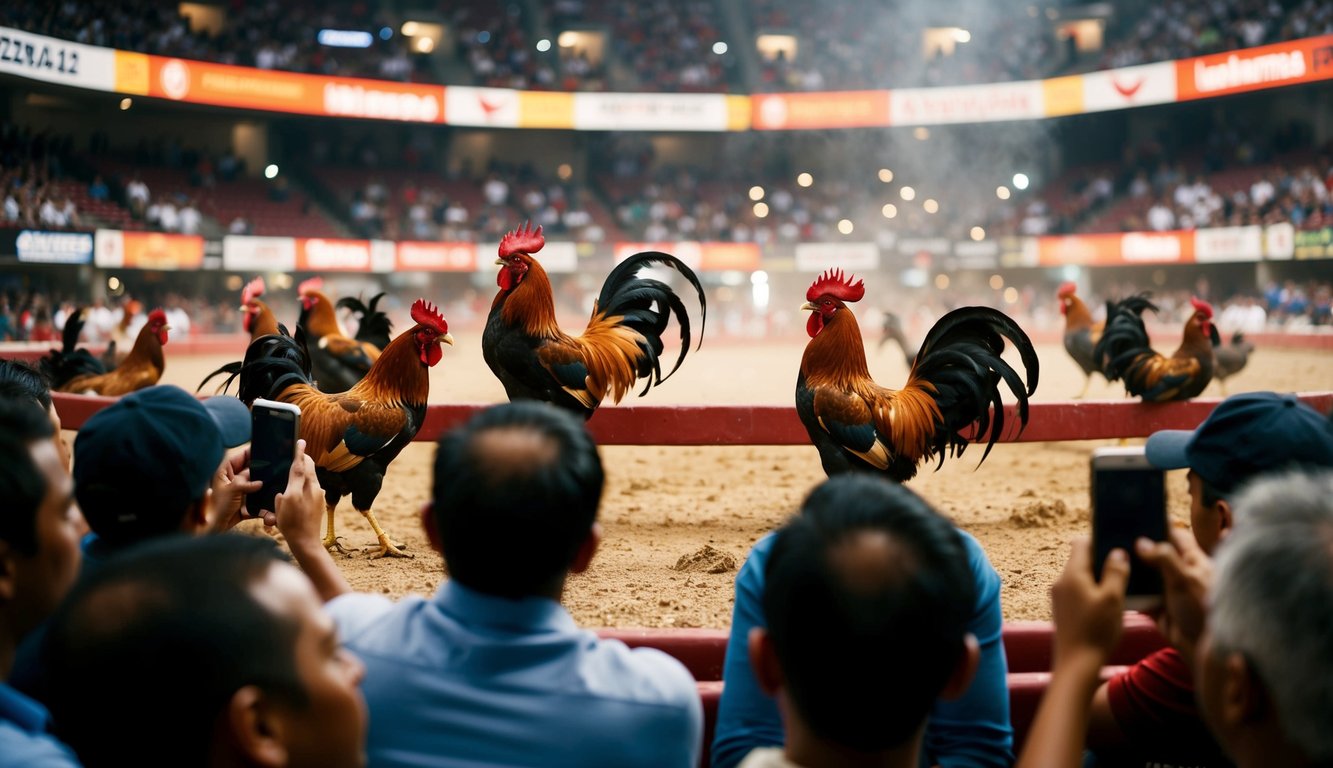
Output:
[
  {"xmin": 800, "ymin": 302, "xmax": 817, "ymax": 312},
  {"xmin": 495, "ymin": 259, "xmax": 505, "ymax": 266},
  {"xmin": 442, "ymin": 333, "xmax": 455, "ymax": 346}
]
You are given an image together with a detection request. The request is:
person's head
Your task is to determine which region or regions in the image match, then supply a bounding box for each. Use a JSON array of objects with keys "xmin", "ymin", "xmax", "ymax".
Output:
[
  {"xmin": 1196, "ymin": 470, "xmax": 1333, "ymax": 766},
  {"xmin": 752, "ymin": 475, "xmax": 979, "ymax": 757},
  {"xmin": 43, "ymin": 535, "xmax": 366, "ymax": 768},
  {"xmin": 0, "ymin": 357, "xmax": 68, "ymax": 469},
  {"xmin": 74, "ymin": 385, "xmax": 250, "ymax": 547},
  {"xmin": 1145, "ymin": 392, "xmax": 1333, "ymax": 553},
  {"xmin": 428, "ymin": 401, "xmax": 604, "ymax": 599},
  {"xmin": 0, "ymin": 397, "xmax": 79, "ymax": 646}
]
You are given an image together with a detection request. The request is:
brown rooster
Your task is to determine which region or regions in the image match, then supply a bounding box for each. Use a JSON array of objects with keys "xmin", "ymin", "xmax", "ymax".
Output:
[
  {"xmin": 1057, "ymin": 282, "xmax": 1105, "ymax": 398},
  {"xmin": 241, "ymin": 276, "xmax": 280, "ymax": 339},
  {"xmin": 297, "ymin": 277, "xmax": 381, "ymax": 393},
  {"xmin": 483, "ymin": 222, "xmax": 706, "ymax": 420},
  {"xmin": 99, "ymin": 299, "xmax": 144, "ymax": 368},
  {"xmin": 797, "ymin": 270, "xmax": 1039, "ymax": 481},
  {"xmin": 42, "ymin": 308, "xmax": 169, "ymax": 396},
  {"xmin": 1212, "ymin": 332, "xmax": 1254, "ymax": 395},
  {"xmin": 236, "ymin": 300, "xmax": 453, "ymax": 558},
  {"xmin": 1094, "ymin": 294, "xmax": 1221, "ymax": 402}
]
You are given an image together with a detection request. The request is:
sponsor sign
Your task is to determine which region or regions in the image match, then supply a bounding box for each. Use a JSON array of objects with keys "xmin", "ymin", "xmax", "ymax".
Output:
[
  {"xmin": 794, "ymin": 242, "xmax": 879, "ymax": 272},
  {"xmin": 445, "ymin": 86, "xmax": 520, "ymax": 128},
  {"xmin": 895, "ymin": 237, "xmax": 952, "ymax": 256},
  {"xmin": 395, "ymin": 241, "xmax": 477, "ymax": 272},
  {"xmin": 222, "ymin": 235, "xmax": 297, "ymax": 272},
  {"xmin": 296, "ymin": 238, "xmax": 372, "ymax": 272},
  {"xmin": 15, "ymin": 230, "xmax": 93, "ymax": 264},
  {"xmin": 889, "ymin": 81, "xmax": 1045, "ymax": 126},
  {"xmin": 1177, "ymin": 36, "xmax": 1333, "ymax": 100},
  {"xmin": 1042, "ymin": 75, "xmax": 1084, "ymax": 117},
  {"xmin": 1293, "ymin": 227, "xmax": 1333, "ymax": 260},
  {"xmin": 1264, "ymin": 222, "xmax": 1294, "ymax": 260},
  {"xmin": 613, "ymin": 241, "xmax": 761, "ymax": 271},
  {"xmin": 951, "ymin": 240, "xmax": 1000, "ymax": 269},
  {"xmin": 1082, "ymin": 61, "xmax": 1178, "ymax": 112},
  {"xmin": 751, "ymin": 91, "xmax": 890, "ymax": 130},
  {"xmin": 95, "ymin": 230, "xmax": 204, "ymax": 270},
  {"xmin": 517, "ymin": 90, "xmax": 576, "ymax": 129},
  {"xmin": 1037, "ymin": 233, "xmax": 1123, "ymax": 266},
  {"xmin": 536, "ymin": 242, "xmax": 579, "ymax": 273},
  {"xmin": 572, "ymin": 93, "xmax": 734, "ymax": 131},
  {"xmin": 0, "ymin": 27, "xmax": 115, "ymax": 91},
  {"xmin": 1194, "ymin": 226, "xmax": 1263, "ymax": 263}
]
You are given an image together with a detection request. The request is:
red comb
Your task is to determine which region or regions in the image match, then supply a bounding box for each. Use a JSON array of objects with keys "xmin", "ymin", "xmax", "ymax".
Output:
[
  {"xmin": 806, "ymin": 269, "xmax": 865, "ymax": 303},
  {"xmin": 1190, "ymin": 297, "xmax": 1213, "ymax": 318},
  {"xmin": 410, "ymin": 299, "xmax": 448, "ymax": 334},
  {"xmin": 298, "ymin": 277, "xmax": 324, "ymax": 296},
  {"xmin": 499, "ymin": 222, "xmax": 544, "ymax": 258},
  {"xmin": 241, "ymin": 276, "xmax": 265, "ymax": 305},
  {"xmin": 148, "ymin": 308, "xmax": 167, "ymax": 325},
  {"xmin": 1057, "ymin": 281, "xmax": 1077, "ymax": 298}
]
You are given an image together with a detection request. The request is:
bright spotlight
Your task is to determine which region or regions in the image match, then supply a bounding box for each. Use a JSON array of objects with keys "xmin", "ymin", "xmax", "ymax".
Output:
[
  {"xmin": 878, "ymin": 168, "xmax": 894, "ymax": 183},
  {"xmin": 264, "ymin": 164, "xmax": 279, "ymax": 179},
  {"xmin": 712, "ymin": 41, "xmax": 729, "ymax": 55},
  {"xmin": 923, "ymin": 199, "xmax": 939, "ymax": 214},
  {"xmin": 107, "ymin": 276, "xmax": 121, "ymax": 291},
  {"xmin": 1013, "ymin": 173, "xmax": 1030, "ymax": 190},
  {"xmin": 536, "ymin": 38, "xmax": 552, "ymax": 52},
  {"xmin": 753, "ymin": 202, "xmax": 770, "ymax": 218},
  {"xmin": 900, "ymin": 186, "xmax": 916, "ymax": 201},
  {"xmin": 882, "ymin": 203, "xmax": 898, "ymax": 218},
  {"xmin": 837, "ymin": 219, "xmax": 854, "ymax": 234},
  {"xmin": 996, "ymin": 185, "xmax": 1011, "ymax": 200},
  {"xmin": 934, "ymin": 274, "xmax": 950, "ymax": 290},
  {"xmin": 749, "ymin": 185, "xmax": 765, "ymax": 201},
  {"xmin": 119, "ymin": 97, "xmax": 132, "ymax": 110},
  {"xmin": 954, "ymin": 28, "xmax": 972, "ymax": 43},
  {"xmin": 1003, "ymin": 286, "xmax": 1019, "ymax": 304},
  {"xmin": 796, "ymin": 172, "xmax": 813, "ymax": 187},
  {"xmin": 970, "ymin": 226, "xmax": 986, "ymax": 241},
  {"xmin": 401, "ymin": 21, "xmax": 419, "ymax": 36},
  {"xmin": 989, "ymin": 274, "xmax": 1005, "ymax": 290},
  {"xmin": 914, "ymin": 127, "xmax": 930, "ymax": 141}
]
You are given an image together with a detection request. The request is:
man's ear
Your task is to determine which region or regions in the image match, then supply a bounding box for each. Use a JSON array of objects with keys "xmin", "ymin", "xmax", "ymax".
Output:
[
  {"xmin": 225, "ymin": 685, "xmax": 287, "ymax": 768},
  {"xmin": 420, "ymin": 502, "xmax": 442, "ymax": 554},
  {"xmin": 1222, "ymin": 650, "xmax": 1268, "ymax": 728},
  {"xmin": 185, "ymin": 496, "xmax": 209, "ymax": 532},
  {"xmin": 0, "ymin": 540, "xmax": 16, "ymax": 602},
  {"xmin": 940, "ymin": 633, "xmax": 981, "ymax": 701},
  {"xmin": 748, "ymin": 627, "xmax": 784, "ymax": 697},
  {"xmin": 569, "ymin": 523, "xmax": 601, "ymax": 574},
  {"xmin": 1214, "ymin": 498, "xmax": 1234, "ymax": 541}
]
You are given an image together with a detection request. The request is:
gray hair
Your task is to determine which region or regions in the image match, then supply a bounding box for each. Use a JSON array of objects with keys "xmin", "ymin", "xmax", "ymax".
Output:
[{"xmin": 1209, "ymin": 470, "xmax": 1333, "ymax": 762}]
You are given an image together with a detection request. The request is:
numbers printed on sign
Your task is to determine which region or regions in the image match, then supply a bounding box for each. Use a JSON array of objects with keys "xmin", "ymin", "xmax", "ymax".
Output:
[{"xmin": 0, "ymin": 34, "xmax": 80, "ymax": 75}]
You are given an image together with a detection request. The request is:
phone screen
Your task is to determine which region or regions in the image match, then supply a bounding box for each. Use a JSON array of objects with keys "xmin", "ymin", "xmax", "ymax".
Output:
[
  {"xmin": 246, "ymin": 404, "xmax": 299, "ymax": 518},
  {"xmin": 1092, "ymin": 466, "xmax": 1167, "ymax": 597}
]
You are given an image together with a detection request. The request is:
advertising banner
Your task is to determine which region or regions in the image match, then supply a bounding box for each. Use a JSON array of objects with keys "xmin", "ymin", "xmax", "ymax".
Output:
[
  {"xmin": 1293, "ymin": 227, "xmax": 1333, "ymax": 259},
  {"xmin": 222, "ymin": 235, "xmax": 297, "ymax": 272},
  {"xmin": 95, "ymin": 230, "xmax": 204, "ymax": 270},
  {"xmin": 445, "ymin": 86, "xmax": 520, "ymax": 128},
  {"xmin": 751, "ymin": 91, "xmax": 891, "ymax": 130},
  {"xmin": 1082, "ymin": 61, "xmax": 1179, "ymax": 112},
  {"xmin": 572, "ymin": 93, "xmax": 735, "ymax": 131},
  {"xmin": 395, "ymin": 241, "xmax": 477, "ymax": 272},
  {"xmin": 0, "ymin": 27, "xmax": 116, "ymax": 91},
  {"xmin": 1194, "ymin": 226, "xmax": 1263, "ymax": 262},
  {"xmin": 794, "ymin": 242, "xmax": 879, "ymax": 272},
  {"xmin": 15, "ymin": 230, "xmax": 94, "ymax": 264},
  {"xmin": 889, "ymin": 81, "xmax": 1045, "ymax": 126},
  {"xmin": 1176, "ymin": 35, "xmax": 1333, "ymax": 100},
  {"xmin": 613, "ymin": 241, "xmax": 761, "ymax": 271},
  {"xmin": 1265, "ymin": 221, "xmax": 1294, "ymax": 259}
]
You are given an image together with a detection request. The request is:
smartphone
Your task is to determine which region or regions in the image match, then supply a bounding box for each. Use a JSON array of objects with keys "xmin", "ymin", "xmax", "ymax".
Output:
[
  {"xmin": 1090, "ymin": 446, "xmax": 1168, "ymax": 611},
  {"xmin": 245, "ymin": 399, "xmax": 302, "ymax": 518}
]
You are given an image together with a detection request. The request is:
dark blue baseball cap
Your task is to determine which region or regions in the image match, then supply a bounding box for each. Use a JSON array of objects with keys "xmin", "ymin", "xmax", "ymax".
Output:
[
  {"xmin": 74, "ymin": 385, "xmax": 250, "ymax": 543},
  {"xmin": 1145, "ymin": 391, "xmax": 1333, "ymax": 495}
]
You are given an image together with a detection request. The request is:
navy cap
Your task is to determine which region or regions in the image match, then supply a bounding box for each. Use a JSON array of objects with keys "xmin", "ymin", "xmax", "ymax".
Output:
[
  {"xmin": 74, "ymin": 385, "xmax": 251, "ymax": 543},
  {"xmin": 1145, "ymin": 391, "xmax": 1333, "ymax": 495}
]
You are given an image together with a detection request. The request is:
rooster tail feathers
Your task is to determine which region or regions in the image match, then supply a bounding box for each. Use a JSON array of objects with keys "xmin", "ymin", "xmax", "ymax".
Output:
[
  {"xmin": 335, "ymin": 292, "xmax": 393, "ymax": 350},
  {"xmin": 62, "ymin": 308, "xmax": 86, "ymax": 354},
  {"xmin": 1094, "ymin": 293, "xmax": 1158, "ymax": 381},
  {"xmin": 596, "ymin": 251, "xmax": 707, "ymax": 388},
  {"xmin": 197, "ymin": 360, "xmax": 243, "ymax": 394},
  {"xmin": 235, "ymin": 325, "xmax": 314, "ymax": 405},
  {"xmin": 40, "ymin": 308, "xmax": 107, "ymax": 389}
]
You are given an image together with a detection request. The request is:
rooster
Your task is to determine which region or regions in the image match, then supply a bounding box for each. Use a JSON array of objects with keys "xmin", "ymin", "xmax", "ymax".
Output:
[
  {"xmin": 335, "ymin": 292, "xmax": 393, "ymax": 353},
  {"xmin": 236, "ymin": 300, "xmax": 453, "ymax": 558},
  {"xmin": 797, "ymin": 270, "xmax": 1039, "ymax": 481},
  {"xmin": 1057, "ymin": 282, "xmax": 1105, "ymax": 399},
  {"xmin": 483, "ymin": 223, "xmax": 706, "ymax": 420},
  {"xmin": 241, "ymin": 276, "xmax": 280, "ymax": 340},
  {"xmin": 1212, "ymin": 331, "xmax": 1254, "ymax": 396},
  {"xmin": 99, "ymin": 299, "xmax": 144, "ymax": 369},
  {"xmin": 1094, "ymin": 294, "xmax": 1220, "ymax": 402},
  {"xmin": 876, "ymin": 310, "xmax": 918, "ymax": 368},
  {"xmin": 297, "ymin": 277, "xmax": 382, "ymax": 393},
  {"xmin": 42, "ymin": 308, "xmax": 169, "ymax": 396}
]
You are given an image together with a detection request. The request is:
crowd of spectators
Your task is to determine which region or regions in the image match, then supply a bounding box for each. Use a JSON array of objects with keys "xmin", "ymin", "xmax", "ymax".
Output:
[
  {"xmin": 1, "ymin": 128, "xmax": 83, "ymax": 231},
  {"xmin": 1099, "ymin": 0, "xmax": 1332, "ymax": 69},
  {"xmin": 452, "ymin": 1, "xmax": 556, "ymax": 90}
]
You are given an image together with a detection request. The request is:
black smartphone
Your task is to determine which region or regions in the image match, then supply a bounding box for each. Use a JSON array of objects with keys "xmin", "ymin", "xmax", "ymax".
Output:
[
  {"xmin": 245, "ymin": 399, "xmax": 302, "ymax": 518},
  {"xmin": 1091, "ymin": 446, "xmax": 1168, "ymax": 611}
]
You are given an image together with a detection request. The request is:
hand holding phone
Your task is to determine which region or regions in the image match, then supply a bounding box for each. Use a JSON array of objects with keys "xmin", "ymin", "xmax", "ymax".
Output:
[
  {"xmin": 1091, "ymin": 446, "xmax": 1168, "ymax": 611},
  {"xmin": 246, "ymin": 399, "xmax": 302, "ymax": 519}
]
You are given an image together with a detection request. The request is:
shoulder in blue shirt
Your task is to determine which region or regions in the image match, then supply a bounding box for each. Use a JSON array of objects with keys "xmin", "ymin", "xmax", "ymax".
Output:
[{"xmin": 0, "ymin": 683, "xmax": 82, "ymax": 767}]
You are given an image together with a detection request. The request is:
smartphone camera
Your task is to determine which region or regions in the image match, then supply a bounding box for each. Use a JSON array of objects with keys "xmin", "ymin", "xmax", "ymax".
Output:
[
  {"xmin": 1091, "ymin": 446, "xmax": 1168, "ymax": 611},
  {"xmin": 246, "ymin": 399, "xmax": 302, "ymax": 519}
]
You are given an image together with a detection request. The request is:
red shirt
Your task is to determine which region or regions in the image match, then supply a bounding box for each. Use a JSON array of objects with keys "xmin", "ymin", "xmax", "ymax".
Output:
[{"xmin": 1100, "ymin": 647, "xmax": 1232, "ymax": 768}]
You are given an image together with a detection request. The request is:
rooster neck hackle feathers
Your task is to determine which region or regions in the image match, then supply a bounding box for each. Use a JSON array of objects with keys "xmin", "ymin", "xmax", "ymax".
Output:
[
  {"xmin": 497, "ymin": 256, "xmax": 564, "ymax": 338},
  {"xmin": 801, "ymin": 307, "xmax": 872, "ymax": 387},
  {"xmin": 342, "ymin": 324, "xmax": 433, "ymax": 406}
]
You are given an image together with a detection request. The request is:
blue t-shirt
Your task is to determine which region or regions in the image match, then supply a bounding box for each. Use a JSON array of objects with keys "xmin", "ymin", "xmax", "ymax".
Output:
[
  {"xmin": 328, "ymin": 581, "xmax": 703, "ymax": 768},
  {"xmin": 0, "ymin": 682, "xmax": 81, "ymax": 767},
  {"xmin": 711, "ymin": 529, "xmax": 1014, "ymax": 768}
]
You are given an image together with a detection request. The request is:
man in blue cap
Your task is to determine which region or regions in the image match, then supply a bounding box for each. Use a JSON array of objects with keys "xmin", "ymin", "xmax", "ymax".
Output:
[{"xmin": 1086, "ymin": 391, "xmax": 1333, "ymax": 768}]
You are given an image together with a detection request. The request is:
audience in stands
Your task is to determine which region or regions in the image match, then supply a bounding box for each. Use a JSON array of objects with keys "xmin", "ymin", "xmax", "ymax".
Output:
[
  {"xmin": 1082, "ymin": 392, "xmax": 1333, "ymax": 768},
  {"xmin": 713, "ymin": 477, "xmax": 1013, "ymax": 766},
  {"xmin": 0, "ymin": 398, "xmax": 81, "ymax": 767},
  {"xmin": 41, "ymin": 535, "xmax": 368, "ymax": 768}
]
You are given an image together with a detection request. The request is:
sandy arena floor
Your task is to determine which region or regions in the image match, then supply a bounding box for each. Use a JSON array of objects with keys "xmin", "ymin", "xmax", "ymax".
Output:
[{"xmin": 160, "ymin": 333, "xmax": 1333, "ymax": 627}]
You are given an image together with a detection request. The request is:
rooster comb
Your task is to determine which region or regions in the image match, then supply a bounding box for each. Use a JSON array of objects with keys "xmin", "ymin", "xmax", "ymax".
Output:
[
  {"xmin": 807, "ymin": 269, "xmax": 865, "ymax": 303},
  {"xmin": 241, "ymin": 276, "xmax": 266, "ymax": 305},
  {"xmin": 297, "ymin": 277, "xmax": 324, "ymax": 296},
  {"xmin": 410, "ymin": 299, "xmax": 449, "ymax": 333},
  {"xmin": 499, "ymin": 221, "xmax": 544, "ymax": 258},
  {"xmin": 1190, "ymin": 296, "xmax": 1214, "ymax": 318},
  {"xmin": 1057, "ymin": 281, "xmax": 1077, "ymax": 298},
  {"xmin": 147, "ymin": 308, "xmax": 167, "ymax": 325}
]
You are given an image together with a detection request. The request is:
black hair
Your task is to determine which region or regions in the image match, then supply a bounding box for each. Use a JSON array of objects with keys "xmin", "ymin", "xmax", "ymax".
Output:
[
  {"xmin": 1200, "ymin": 474, "xmax": 1227, "ymax": 509},
  {"xmin": 0, "ymin": 397, "xmax": 57, "ymax": 554},
  {"xmin": 0, "ymin": 359, "xmax": 53, "ymax": 410},
  {"xmin": 43, "ymin": 535, "xmax": 308, "ymax": 767},
  {"xmin": 763, "ymin": 475, "xmax": 976, "ymax": 752},
  {"xmin": 432, "ymin": 401, "xmax": 604, "ymax": 598}
]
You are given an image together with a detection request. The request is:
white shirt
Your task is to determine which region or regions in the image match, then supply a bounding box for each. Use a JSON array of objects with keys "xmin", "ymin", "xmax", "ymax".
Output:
[
  {"xmin": 126, "ymin": 180, "xmax": 150, "ymax": 204},
  {"xmin": 178, "ymin": 206, "xmax": 202, "ymax": 235},
  {"xmin": 1147, "ymin": 203, "xmax": 1176, "ymax": 231}
]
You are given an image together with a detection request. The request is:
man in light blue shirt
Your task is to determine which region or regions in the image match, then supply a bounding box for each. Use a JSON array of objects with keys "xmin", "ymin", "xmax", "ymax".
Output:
[{"xmin": 315, "ymin": 402, "xmax": 703, "ymax": 767}]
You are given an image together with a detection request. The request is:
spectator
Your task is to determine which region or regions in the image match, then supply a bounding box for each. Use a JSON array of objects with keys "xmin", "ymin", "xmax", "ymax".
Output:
[
  {"xmin": 713, "ymin": 482, "xmax": 1013, "ymax": 765},
  {"xmin": 178, "ymin": 198, "xmax": 202, "ymax": 235},
  {"xmin": 1084, "ymin": 391, "xmax": 1333, "ymax": 768},
  {"xmin": 124, "ymin": 173, "xmax": 150, "ymax": 217},
  {"xmin": 738, "ymin": 475, "xmax": 983, "ymax": 768},
  {"xmin": 1146, "ymin": 196, "xmax": 1176, "ymax": 231},
  {"xmin": 87, "ymin": 174, "xmax": 108, "ymax": 201},
  {"xmin": 228, "ymin": 214, "xmax": 251, "ymax": 234},
  {"xmin": 0, "ymin": 399, "xmax": 81, "ymax": 767},
  {"xmin": 41, "ymin": 535, "xmax": 368, "ymax": 768},
  {"xmin": 156, "ymin": 196, "xmax": 180, "ymax": 232},
  {"xmin": 289, "ymin": 401, "xmax": 704, "ymax": 767}
]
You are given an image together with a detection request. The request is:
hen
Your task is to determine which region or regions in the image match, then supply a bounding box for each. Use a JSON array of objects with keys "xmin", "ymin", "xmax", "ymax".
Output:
[
  {"xmin": 1057, "ymin": 282, "xmax": 1105, "ymax": 398},
  {"xmin": 297, "ymin": 277, "xmax": 382, "ymax": 393},
  {"xmin": 797, "ymin": 270, "xmax": 1039, "ymax": 481},
  {"xmin": 42, "ymin": 308, "xmax": 170, "ymax": 396},
  {"xmin": 1212, "ymin": 331, "xmax": 1254, "ymax": 396},
  {"xmin": 483, "ymin": 223, "xmax": 706, "ymax": 420},
  {"xmin": 236, "ymin": 300, "xmax": 453, "ymax": 558},
  {"xmin": 1094, "ymin": 294, "xmax": 1220, "ymax": 402}
]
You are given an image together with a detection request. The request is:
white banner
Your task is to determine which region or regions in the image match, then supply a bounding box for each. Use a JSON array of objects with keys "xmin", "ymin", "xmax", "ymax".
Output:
[
  {"xmin": 890, "ymin": 81, "xmax": 1045, "ymax": 126},
  {"xmin": 538, "ymin": 242, "xmax": 579, "ymax": 273},
  {"xmin": 222, "ymin": 235, "xmax": 296, "ymax": 272},
  {"xmin": 794, "ymin": 242, "xmax": 879, "ymax": 273},
  {"xmin": 0, "ymin": 27, "xmax": 115, "ymax": 91},
  {"xmin": 1265, "ymin": 222, "xmax": 1294, "ymax": 260},
  {"xmin": 445, "ymin": 86, "xmax": 521, "ymax": 127},
  {"xmin": 1082, "ymin": 61, "xmax": 1178, "ymax": 112},
  {"xmin": 93, "ymin": 229, "xmax": 123, "ymax": 268},
  {"xmin": 1194, "ymin": 225, "xmax": 1263, "ymax": 263},
  {"xmin": 896, "ymin": 237, "xmax": 952, "ymax": 256},
  {"xmin": 573, "ymin": 93, "xmax": 732, "ymax": 131},
  {"xmin": 16, "ymin": 230, "xmax": 93, "ymax": 264}
]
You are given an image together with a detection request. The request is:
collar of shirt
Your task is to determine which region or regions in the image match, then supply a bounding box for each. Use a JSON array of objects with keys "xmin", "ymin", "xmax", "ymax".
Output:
[
  {"xmin": 0, "ymin": 683, "xmax": 53, "ymax": 734},
  {"xmin": 434, "ymin": 580, "xmax": 579, "ymax": 636}
]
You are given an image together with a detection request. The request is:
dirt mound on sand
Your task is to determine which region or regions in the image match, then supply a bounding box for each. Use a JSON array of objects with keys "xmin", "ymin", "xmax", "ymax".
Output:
[
  {"xmin": 1009, "ymin": 498, "xmax": 1076, "ymax": 529},
  {"xmin": 671, "ymin": 545, "xmax": 737, "ymax": 574}
]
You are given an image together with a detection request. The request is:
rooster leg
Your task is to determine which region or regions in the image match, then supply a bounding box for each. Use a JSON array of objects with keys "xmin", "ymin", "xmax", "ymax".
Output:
[
  {"xmin": 1073, "ymin": 376, "xmax": 1090, "ymax": 400},
  {"xmin": 362, "ymin": 509, "xmax": 412, "ymax": 559},
  {"xmin": 1217, "ymin": 378, "xmax": 1228, "ymax": 396},
  {"xmin": 322, "ymin": 503, "xmax": 356, "ymax": 555}
]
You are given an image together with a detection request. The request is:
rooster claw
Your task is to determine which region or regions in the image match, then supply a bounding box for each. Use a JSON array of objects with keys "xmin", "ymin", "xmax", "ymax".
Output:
[
  {"xmin": 369, "ymin": 537, "xmax": 412, "ymax": 559},
  {"xmin": 323, "ymin": 536, "xmax": 358, "ymax": 556}
]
